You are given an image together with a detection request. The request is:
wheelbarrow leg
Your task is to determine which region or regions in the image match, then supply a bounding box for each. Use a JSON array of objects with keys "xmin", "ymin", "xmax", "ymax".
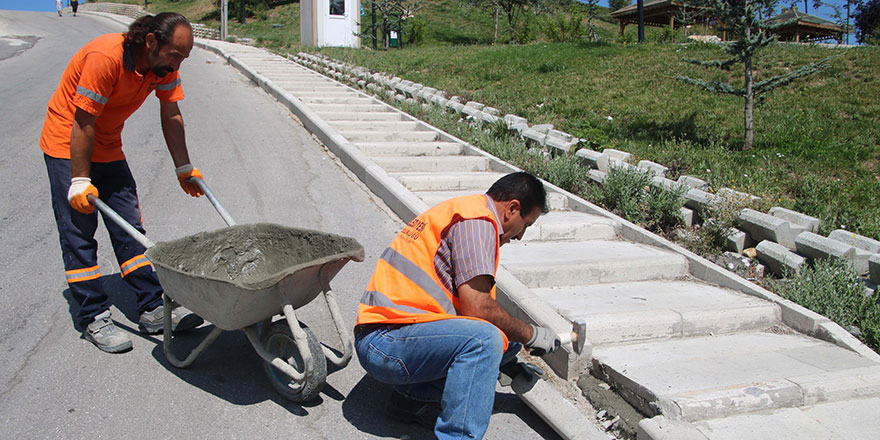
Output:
[
  {"xmin": 318, "ymin": 265, "xmax": 353, "ymax": 368},
  {"xmin": 162, "ymin": 293, "xmax": 223, "ymax": 368}
]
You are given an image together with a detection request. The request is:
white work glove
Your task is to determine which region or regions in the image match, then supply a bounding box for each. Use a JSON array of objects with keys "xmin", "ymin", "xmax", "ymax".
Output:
[
  {"xmin": 527, "ymin": 324, "xmax": 561, "ymax": 357},
  {"xmin": 68, "ymin": 177, "xmax": 98, "ymax": 215},
  {"xmin": 175, "ymin": 164, "xmax": 204, "ymax": 197}
]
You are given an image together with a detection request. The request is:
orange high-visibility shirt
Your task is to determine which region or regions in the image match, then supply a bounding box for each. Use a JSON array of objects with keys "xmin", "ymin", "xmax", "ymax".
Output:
[{"xmin": 40, "ymin": 33, "xmax": 184, "ymax": 162}]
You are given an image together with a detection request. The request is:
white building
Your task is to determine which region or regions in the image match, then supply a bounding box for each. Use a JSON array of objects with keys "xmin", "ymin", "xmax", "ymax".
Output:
[{"xmin": 301, "ymin": 0, "xmax": 361, "ymax": 48}]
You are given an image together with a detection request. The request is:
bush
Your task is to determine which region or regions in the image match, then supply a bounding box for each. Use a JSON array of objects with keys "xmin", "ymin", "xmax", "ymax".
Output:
[
  {"xmin": 406, "ymin": 16, "xmax": 427, "ymax": 46},
  {"xmin": 591, "ymin": 166, "xmax": 650, "ymax": 224},
  {"xmin": 645, "ymin": 183, "xmax": 686, "ymax": 233},
  {"xmin": 540, "ymin": 15, "xmax": 585, "ymax": 43},
  {"xmin": 771, "ymin": 258, "xmax": 880, "ymax": 351}
]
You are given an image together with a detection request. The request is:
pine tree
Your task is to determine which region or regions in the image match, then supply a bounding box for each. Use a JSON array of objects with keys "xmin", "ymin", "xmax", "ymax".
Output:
[{"xmin": 677, "ymin": 0, "xmax": 831, "ymax": 151}]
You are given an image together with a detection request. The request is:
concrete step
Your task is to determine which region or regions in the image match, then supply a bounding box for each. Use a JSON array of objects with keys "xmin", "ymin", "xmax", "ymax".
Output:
[
  {"xmin": 343, "ymin": 130, "xmax": 439, "ymax": 143},
  {"xmin": 298, "ymin": 96, "xmax": 375, "ymax": 105},
  {"xmin": 355, "ymin": 141, "xmax": 464, "ymax": 156},
  {"xmin": 534, "ymin": 280, "xmax": 779, "ymax": 344},
  {"xmin": 390, "ymin": 171, "xmax": 506, "ymax": 192},
  {"xmin": 500, "ymin": 240, "xmax": 688, "ymax": 288},
  {"xmin": 412, "ymin": 190, "xmax": 571, "ymax": 212},
  {"xmin": 290, "ymin": 91, "xmax": 363, "ymax": 99},
  {"xmin": 640, "ymin": 397, "xmax": 880, "ymax": 439},
  {"xmin": 371, "ymin": 156, "xmax": 491, "ymax": 173},
  {"xmin": 307, "ymin": 103, "xmax": 391, "ymax": 113},
  {"xmin": 329, "ymin": 120, "xmax": 424, "ymax": 131},
  {"xmin": 592, "ymin": 332, "xmax": 880, "ymax": 423},
  {"xmin": 318, "ymin": 112, "xmax": 405, "ymax": 121},
  {"xmin": 274, "ymin": 84, "xmax": 343, "ymax": 92},
  {"xmin": 522, "ymin": 210, "xmax": 618, "ymax": 242}
]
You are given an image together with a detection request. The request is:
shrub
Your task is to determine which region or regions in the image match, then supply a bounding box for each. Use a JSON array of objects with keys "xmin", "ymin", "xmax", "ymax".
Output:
[
  {"xmin": 644, "ymin": 183, "xmax": 686, "ymax": 233},
  {"xmin": 590, "ymin": 166, "xmax": 651, "ymax": 224},
  {"xmin": 771, "ymin": 258, "xmax": 880, "ymax": 351},
  {"xmin": 406, "ymin": 16, "xmax": 427, "ymax": 46},
  {"xmin": 540, "ymin": 15, "xmax": 585, "ymax": 43}
]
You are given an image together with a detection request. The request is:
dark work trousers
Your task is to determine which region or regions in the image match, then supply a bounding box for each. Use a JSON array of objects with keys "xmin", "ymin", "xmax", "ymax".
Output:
[{"xmin": 44, "ymin": 154, "xmax": 163, "ymax": 329}]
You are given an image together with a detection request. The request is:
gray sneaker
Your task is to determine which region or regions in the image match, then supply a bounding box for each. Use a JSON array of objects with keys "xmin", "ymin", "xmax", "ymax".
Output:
[
  {"xmin": 83, "ymin": 311, "xmax": 132, "ymax": 353},
  {"xmin": 138, "ymin": 304, "xmax": 204, "ymax": 335}
]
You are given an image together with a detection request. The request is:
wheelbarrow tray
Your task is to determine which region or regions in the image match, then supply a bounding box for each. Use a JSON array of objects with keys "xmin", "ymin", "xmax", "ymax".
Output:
[{"xmin": 145, "ymin": 223, "xmax": 364, "ymax": 331}]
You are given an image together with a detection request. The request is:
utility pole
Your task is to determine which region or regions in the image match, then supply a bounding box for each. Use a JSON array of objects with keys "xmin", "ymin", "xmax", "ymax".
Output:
[
  {"xmin": 221, "ymin": 0, "xmax": 228, "ymax": 40},
  {"xmin": 372, "ymin": 1, "xmax": 377, "ymax": 50},
  {"xmin": 637, "ymin": 0, "xmax": 645, "ymax": 42},
  {"xmin": 240, "ymin": 0, "xmax": 247, "ymax": 24}
]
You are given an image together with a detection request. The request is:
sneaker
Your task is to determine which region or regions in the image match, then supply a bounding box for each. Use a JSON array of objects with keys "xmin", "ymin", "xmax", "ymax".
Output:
[
  {"xmin": 138, "ymin": 304, "xmax": 204, "ymax": 335},
  {"xmin": 385, "ymin": 390, "xmax": 441, "ymax": 429},
  {"xmin": 83, "ymin": 311, "xmax": 132, "ymax": 353}
]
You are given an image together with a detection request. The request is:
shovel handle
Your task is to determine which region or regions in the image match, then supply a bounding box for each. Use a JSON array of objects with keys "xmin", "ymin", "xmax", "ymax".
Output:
[
  {"xmin": 188, "ymin": 177, "xmax": 237, "ymax": 226},
  {"xmin": 87, "ymin": 195, "xmax": 155, "ymax": 249}
]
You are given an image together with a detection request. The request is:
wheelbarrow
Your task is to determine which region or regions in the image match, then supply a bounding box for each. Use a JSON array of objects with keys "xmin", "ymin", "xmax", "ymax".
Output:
[{"xmin": 88, "ymin": 177, "xmax": 364, "ymax": 402}]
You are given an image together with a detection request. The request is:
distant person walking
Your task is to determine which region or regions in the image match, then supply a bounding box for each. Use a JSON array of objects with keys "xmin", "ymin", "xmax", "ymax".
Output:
[
  {"xmin": 70, "ymin": 1, "xmax": 79, "ymax": 17},
  {"xmin": 56, "ymin": 0, "xmax": 63, "ymax": 16}
]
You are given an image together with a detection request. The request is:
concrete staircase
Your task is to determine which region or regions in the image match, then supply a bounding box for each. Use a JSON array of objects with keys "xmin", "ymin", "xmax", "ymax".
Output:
[{"xmin": 199, "ymin": 41, "xmax": 880, "ymax": 439}]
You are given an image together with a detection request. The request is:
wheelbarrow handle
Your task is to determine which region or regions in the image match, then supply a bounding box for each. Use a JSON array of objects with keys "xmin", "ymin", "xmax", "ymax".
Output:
[
  {"xmin": 87, "ymin": 195, "xmax": 156, "ymax": 249},
  {"xmin": 188, "ymin": 177, "xmax": 237, "ymax": 227}
]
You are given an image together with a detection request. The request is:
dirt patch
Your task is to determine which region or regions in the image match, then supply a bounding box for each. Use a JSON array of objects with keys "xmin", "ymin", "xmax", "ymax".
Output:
[{"xmin": 148, "ymin": 223, "xmax": 363, "ymax": 286}]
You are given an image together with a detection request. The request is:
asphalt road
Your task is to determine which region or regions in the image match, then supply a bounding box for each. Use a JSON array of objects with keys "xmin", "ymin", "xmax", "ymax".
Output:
[{"xmin": 0, "ymin": 10, "xmax": 556, "ymax": 439}]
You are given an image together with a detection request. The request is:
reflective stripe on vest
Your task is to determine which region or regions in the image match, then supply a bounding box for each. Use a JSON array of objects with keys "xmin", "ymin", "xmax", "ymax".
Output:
[
  {"xmin": 120, "ymin": 254, "xmax": 152, "ymax": 277},
  {"xmin": 66, "ymin": 265, "xmax": 101, "ymax": 283},
  {"xmin": 376, "ymin": 247, "xmax": 456, "ymax": 315}
]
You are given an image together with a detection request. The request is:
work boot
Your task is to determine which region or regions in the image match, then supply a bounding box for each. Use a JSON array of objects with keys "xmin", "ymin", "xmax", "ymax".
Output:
[
  {"xmin": 384, "ymin": 390, "xmax": 441, "ymax": 429},
  {"xmin": 83, "ymin": 311, "xmax": 132, "ymax": 353},
  {"xmin": 138, "ymin": 304, "xmax": 204, "ymax": 335}
]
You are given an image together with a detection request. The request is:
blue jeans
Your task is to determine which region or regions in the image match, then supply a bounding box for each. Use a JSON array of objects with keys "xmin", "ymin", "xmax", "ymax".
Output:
[
  {"xmin": 355, "ymin": 319, "xmax": 505, "ymax": 439},
  {"xmin": 44, "ymin": 154, "xmax": 163, "ymax": 328}
]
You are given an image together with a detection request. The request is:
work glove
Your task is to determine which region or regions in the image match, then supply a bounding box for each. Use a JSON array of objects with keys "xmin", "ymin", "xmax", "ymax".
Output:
[
  {"xmin": 68, "ymin": 177, "xmax": 98, "ymax": 215},
  {"xmin": 175, "ymin": 164, "xmax": 204, "ymax": 197},
  {"xmin": 527, "ymin": 324, "xmax": 561, "ymax": 357}
]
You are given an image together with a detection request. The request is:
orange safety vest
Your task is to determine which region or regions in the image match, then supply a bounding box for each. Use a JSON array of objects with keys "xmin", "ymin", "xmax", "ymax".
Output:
[{"xmin": 357, "ymin": 194, "xmax": 509, "ymax": 350}]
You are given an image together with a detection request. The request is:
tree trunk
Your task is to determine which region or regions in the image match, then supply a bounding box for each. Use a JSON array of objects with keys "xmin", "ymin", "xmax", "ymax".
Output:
[
  {"xmin": 494, "ymin": 4, "xmax": 499, "ymax": 45},
  {"xmin": 743, "ymin": 53, "xmax": 754, "ymax": 151},
  {"xmin": 240, "ymin": 0, "xmax": 246, "ymax": 25}
]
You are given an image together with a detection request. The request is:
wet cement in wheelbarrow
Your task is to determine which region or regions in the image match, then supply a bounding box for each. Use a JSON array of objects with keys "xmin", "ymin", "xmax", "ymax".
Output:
[{"xmin": 148, "ymin": 223, "xmax": 363, "ymax": 286}]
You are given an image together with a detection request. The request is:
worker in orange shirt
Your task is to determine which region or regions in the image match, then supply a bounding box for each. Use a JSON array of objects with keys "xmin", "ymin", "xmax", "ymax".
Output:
[{"xmin": 41, "ymin": 12, "xmax": 204, "ymax": 353}]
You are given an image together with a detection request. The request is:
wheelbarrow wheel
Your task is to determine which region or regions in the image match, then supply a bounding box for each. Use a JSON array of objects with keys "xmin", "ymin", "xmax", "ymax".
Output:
[{"xmin": 260, "ymin": 319, "xmax": 327, "ymax": 402}]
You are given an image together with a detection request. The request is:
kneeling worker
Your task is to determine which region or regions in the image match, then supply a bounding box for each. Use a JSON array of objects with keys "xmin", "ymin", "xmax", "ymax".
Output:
[{"xmin": 354, "ymin": 172, "xmax": 561, "ymax": 439}]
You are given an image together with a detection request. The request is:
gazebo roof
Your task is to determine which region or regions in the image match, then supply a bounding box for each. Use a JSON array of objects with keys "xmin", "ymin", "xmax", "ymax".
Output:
[
  {"xmin": 766, "ymin": 7, "xmax": 842, "ymax": 30},
  {"xmin": 766, "ymin": 7, "xmax": 844, "ymax": 41},
  {"xmin": 610, "ymin": 0, "xmax": 690, "ymax": 27}
]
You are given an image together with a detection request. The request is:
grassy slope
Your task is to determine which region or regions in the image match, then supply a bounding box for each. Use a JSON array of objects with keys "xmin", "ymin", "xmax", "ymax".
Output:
[{"xmin": 101, "ymin": 0, "xmax": 880, "ymax": 239}]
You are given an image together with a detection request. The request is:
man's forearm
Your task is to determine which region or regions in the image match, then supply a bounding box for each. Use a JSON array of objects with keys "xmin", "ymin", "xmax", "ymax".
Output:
[
  {"xmin": 458, "ymin": 276, "xmax": 534, "ymax": 343},
  {"xmin": 474, "ymin": 300, "xmax": 534, "ymax": 344},
  {"xmin": 70, "ymin": 109, "xmax": 96, "ymax": 178},
  {"xmin": 160, "ymin": 103, "xmax": 191, "ymax": 167}
]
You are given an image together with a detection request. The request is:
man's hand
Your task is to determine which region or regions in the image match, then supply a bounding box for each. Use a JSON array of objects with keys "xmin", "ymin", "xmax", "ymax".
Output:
[
  {"xmin": 68, "ymin": 177, "xmax": 98, "ymax": 214},
  {"xmin": 527, "ymin": 324, "xmax": 561, "ymax": 356},
  {"xmin": 175, "ymin": 164, "xmax": 204, "ymax": 197}
]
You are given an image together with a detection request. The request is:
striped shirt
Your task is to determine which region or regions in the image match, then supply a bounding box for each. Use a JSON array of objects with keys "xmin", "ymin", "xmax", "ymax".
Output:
[{"xmin": 434, "ymin": 195, "xmax": 504, "ymax": 296}]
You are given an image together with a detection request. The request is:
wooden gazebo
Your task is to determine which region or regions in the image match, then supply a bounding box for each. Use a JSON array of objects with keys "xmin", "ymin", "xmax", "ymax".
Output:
[
  {"xmin": 610, "ymin": 0, "xmax": 697, "ymax": 36},
  {"xmin": 765, "ymin": 7, "xmax": 844, "ymax": 43}
]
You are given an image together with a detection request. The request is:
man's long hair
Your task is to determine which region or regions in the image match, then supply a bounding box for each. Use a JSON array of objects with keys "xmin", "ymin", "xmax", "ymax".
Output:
[
  {"xmin": 124, "ymin": 12, "xmax": 191, "ymax": 49},
  {"xmin": 487, "ymin": 172, "xmax": 549, "ymax": 215}
]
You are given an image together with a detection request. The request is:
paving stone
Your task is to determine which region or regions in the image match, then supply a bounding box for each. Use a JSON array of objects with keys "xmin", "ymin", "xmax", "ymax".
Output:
[
  {"xmin": 522, "ymin": 128, "xmax": 548, "ymax": 146},
  {"xmin": 768, "ymin": 207, "xmax": 821, "ymax": 233},
  {"xmin": 684, "ymin": 188, "xmax": 718, "ymax": 214},
  {"xmin": 828, "ymin": 229, "xmax": 880, "ymax": 254},
  {"xmin": 737, "ymin": 208, "xmax": 800, "ymax": 250},
  {"xmin": 588, "ymin": 169, "xmax": 607, "ymax": 184},
  {"xmin": 576, "ymin": 149, "xmax": 609, "ymax": 172},
  {"xmin": 795, "ymin": 231, "xmax": 868, "ymax": 275},
  {"xmin": 724, "ymin": 228, "xmax": 750, "ymax": 254},
  {"xmin": 677, "ymin": 175, "xmax": 709, "ymax": 190},
  {"xmin": 602, "ymin": 148, "xmax": 632, "ymax": 163},
  {"xmin": 637, "ymin": 160, "xmax": 668, "ymax": 177},
  {"xmin": 757, "ymin": 239, "xmax": 805, "ymax": 275}
]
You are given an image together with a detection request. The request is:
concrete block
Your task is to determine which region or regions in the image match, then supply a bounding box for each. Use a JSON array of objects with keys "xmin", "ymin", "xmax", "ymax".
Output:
[
  {"xmin": 356, "ymin": 80, "xmax": 366, "ymax": 88},
  {"xmin": 651, "ymin": 176, "xmax": 683, "ymax": 192},
  {"xmin": 683, "ymin": 188, "xmax": 717, "ymax": 214},
  {"xmin": 724, "ymin": 228, "xmax": 747, "ymax": 254},
  {"xmin": 545, "ymin": 137, "xmax": 577, "ymax": 155},
  {"xmin": 446, "ymin": 101, "xmax": 465, "ymax": 113},
  {"xmin": 737, "ymin": 208, "xmax": 800, "ymax": 250},
  {"xmin": 547, "ymin": 129, "xmax": 574, "ymax": 142},
  {"xmin": 464, "ymin": 101, "xmax": 484, "ymax": 110},
  {"xmin": 770, "ymin": 207, "xmax": 821, "ymax": 233},
  {"xmin": 588, "ymin": 169, "xmax": 607, "ymax": 184},
  {"xmin": 677, "ymin": 175, "xmax": 709, "ymax": 190},
  {"xmin": 870, "ymin": 254, "xmax": 880, "ymax": 284},
  {"xmin": 795, "ymin": 231, "xmax": 868, "ymax": 274},
  {"xmin": 461, "ymin": 106, "xmax": 481, "ymax": 118},
  {"xmin": 521, "ymin": 128, "xmax": 548, "ymax": 146},
  {"xmin": 482, "ymin": 106, "xmax": 500, "ymax": 116},
  {"xmin": 480, "ymin": 113, "xmax": 499, "ymax": 125},
  {"xmin": 531, "ymin": 123, "xmax": 554, "ymax": 134},
  {"xmin": 828, "ymin": 229, "xmax": 880, "ymax": 254},
  {"xmin": 504, "ymin": 114, "xmax": 528, "ymax": 130},
  {"xmin": 756, "ymin": 240, "xmax": 805, "ymax": 276},
  {"xmin": 434, "ymin": 97, "xmax": 449, "ymax": 107},
  {"xmin": 602, "ymin": 148, "xmax": 632, "ymax": 163},
  {"xmin": 638, "ymin": 416, "xmax": 709, "ymax": 440},
  {"xmin": 638, "ymin": 160, "xmax": 668, "ymax": 177},
  {"xmin": 680, "ymin": 207, "xmax": 694, "ymax": 227},
  {"xmin": 448, "ymin": 95, "xmax": 462, "ymax": 104},
  {"xmin": 575, "ymin": 149, "xmax": 609, "ymax": 172}
]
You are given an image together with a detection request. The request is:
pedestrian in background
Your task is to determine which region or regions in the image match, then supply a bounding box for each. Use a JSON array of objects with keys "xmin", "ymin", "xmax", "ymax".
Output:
[
  {"xmin": 40, "ymin": 13, "xmax": 206, "ymax": 353},
  {"xmin": 56, "ymin": 0, "xmax": 63, "ymax": 16},
  {"xmin": 70, "ymin": 1, "xmax": 79, "ymax": 17}
]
